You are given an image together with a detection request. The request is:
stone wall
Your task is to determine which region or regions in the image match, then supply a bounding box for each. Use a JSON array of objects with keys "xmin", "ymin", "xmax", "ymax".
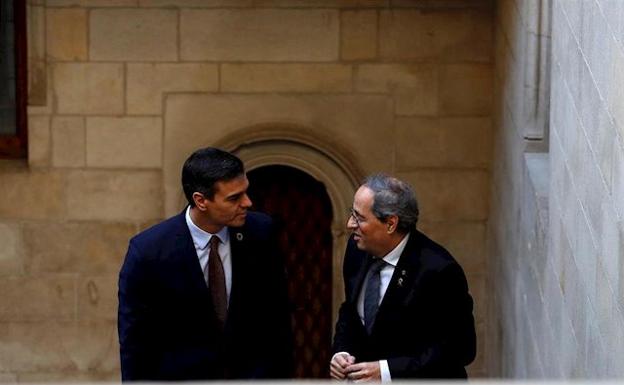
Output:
[
  {"xmin": 488, "ymin": 0, "xmax": 624, "ymax": 377},
  {"xmin": 0, "ymin": 0, "xmax": 493, "ymax": 380}
]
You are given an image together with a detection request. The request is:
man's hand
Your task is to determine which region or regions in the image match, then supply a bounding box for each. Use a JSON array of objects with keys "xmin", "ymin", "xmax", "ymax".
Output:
[
  {"xmin": 330, "ymin": 352, "xmax": 356, "ymax": 380},
  {"xmin": 344, "ymin": 361, "xmax": 381, "ymax": 382}
]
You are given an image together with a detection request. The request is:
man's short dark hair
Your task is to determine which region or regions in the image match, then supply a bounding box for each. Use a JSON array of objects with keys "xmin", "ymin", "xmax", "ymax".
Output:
[
  {"xmin": 363, "ymin": 173, "xmax": 419, "ymax": 234},
  {"xmin": 181, "ymin": 147, "xmax": 245, "ymax": 206}
]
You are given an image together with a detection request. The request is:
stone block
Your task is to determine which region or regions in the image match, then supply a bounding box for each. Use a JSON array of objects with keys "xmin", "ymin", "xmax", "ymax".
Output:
[
  {"xmin": 78, "ymin": 276, "xmax": 118, "ymax": 321},
  {"xmin": 0, "ymin": 373, "xmax": 17, "ymax": 382},
  {"xmin": 379, "ymin": 9, "xmax": 491, "ymax": 62},
  {"xmin": 0, "ymin": 276, "xmax": 76, "ymax": 321},
  {"xmin": 341, "ymin": 10, "xmax": 377, "ymax": 60},
  {"xmin": 0, "ymin": 170, "xmax": 65, "ymax": 220},
  {"xmin": 180, "ymin": 9, "xmax": 339, "ymax": 61},
  {"xmin": 66, "ymin": 170, "xmax": 163, "ymax": 221},
  {"xmin": 253, "ymin": 0, "xmax": 387, "ymax": 6},
  {"xmin": 86, "ymin": 117, "xmax": 162, "ymax": 168},
  {"xmin": 398, "ymin": 170, "xmax": 489, "ymax": 221},
  {"xmin": 164, "ymin": 93, "xmax": 393, "ymax": 215},
  {"xmin": 90, "ymin": 9, "xmax": 177, "ymax": 61},
  {"xmin": 52, "ymin": 117, "xmax": 86, "ymax": 168},
  {"xmin": 53, "ymin": 63, "xmax": 124, "ymax": 115},
  {"xmin": 355, "ymin": 64, "xmax": 438, "ymax": 116},
  {"xmin": 46, "ymin": 8, "xmax": 87, "ymax": 61},
  {"xmin": 396, "ymin": 117, "xmax": 492, "ymax": 167},
  {"xmin": 47, "ymin": 0, "xmax": 136, "ymax": 5},
  {"xmin": 418, "ymin": 221, "xmax": 486, "ymax": 274},
  {"xmin": 467, "ymin": 272, "xmax": 485, "ymax": 322},
  {"xmin": 23, "ymin": 222, "xmax": 134, "ymax": 275},
  {"xmin": 27, "ymin": 116, "xmax": 50, "ymax": 167},
  {"xmin": 139, "ymin": 0, "xmax": 251, "ymax": 5},
  {"xmin": 0, "ymin": 321, "xmax": 118, "ymax": 372},
  {"xmin": 0, "ymin": 222, "xmax": 23, "ymax": 276},
  {"xmin": 221, "ymin": 64, "xmax": 352, "ymax": 93},
  {"xmin": 439, "ymin": 64, "xmax": 493, "ymax": 116},
  {"xmin": 18, "ymin": 371, "xmax": 119, "ymax": 382},
  {"xmin": 127, "ymin": 63, "xmax": 218, "ymax": 115}
]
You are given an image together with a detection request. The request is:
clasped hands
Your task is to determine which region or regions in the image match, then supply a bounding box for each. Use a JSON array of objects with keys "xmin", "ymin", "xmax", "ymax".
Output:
[{"xmin": 330, "ymin": 353, "xmax": 381, "ymax": 382}]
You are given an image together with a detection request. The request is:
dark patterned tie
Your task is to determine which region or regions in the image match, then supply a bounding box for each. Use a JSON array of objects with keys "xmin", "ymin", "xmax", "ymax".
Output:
[
  {"xmin": 208, "ymin": 236, "xmax": 227, "ymax": 330},
  {"xmin": 363, "ymin": 258, "xmax": 386, "ymax": 334}
]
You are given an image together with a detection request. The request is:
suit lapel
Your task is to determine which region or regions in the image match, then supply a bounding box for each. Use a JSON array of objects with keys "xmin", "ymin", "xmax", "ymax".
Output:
[
  {"xmin": 348, "ymin": 253, "xmax": 374, "ymax": 304},
  {"xmin": 173, "ymin": 212, "xmax": 211, "ymax": 297},
  {"xmin": 225, "ymin": 226, "xmax": 247, "ymax": 329},
  {"xmin": 376, "ymin": 232, "xmax": 422, "ymax": 319}
]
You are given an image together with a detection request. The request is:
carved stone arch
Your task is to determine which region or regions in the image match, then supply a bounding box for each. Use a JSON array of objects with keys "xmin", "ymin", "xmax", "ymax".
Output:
[{"xmin": 214, "ymin": 124, "xmax": 364, "ymax": 322}]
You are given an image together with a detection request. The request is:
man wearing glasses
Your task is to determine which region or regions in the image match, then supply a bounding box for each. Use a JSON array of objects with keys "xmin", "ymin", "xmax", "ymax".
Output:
[{"xmin": 330, "ymin": 174, "xmax": 476, "ymax": 381}]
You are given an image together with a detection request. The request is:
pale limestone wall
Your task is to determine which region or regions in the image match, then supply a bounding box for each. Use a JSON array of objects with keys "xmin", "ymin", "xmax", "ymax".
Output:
[
  {"xmin": 0, "ymin": 0, "xmax": 493, "ymax": 380},
  {"xmin": 488, "ymin": 0, "xmax": 624, "ymax": 378}
]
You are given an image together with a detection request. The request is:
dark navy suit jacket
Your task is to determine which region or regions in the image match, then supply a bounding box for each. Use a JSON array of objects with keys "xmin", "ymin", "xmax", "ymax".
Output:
[
  {"xmin": 118, "ymin": 210, "xmax": 292, "ymax": 381},
  {"xmin": 332, "ymin": 230, "xmax": 476, "ymax": 379}
]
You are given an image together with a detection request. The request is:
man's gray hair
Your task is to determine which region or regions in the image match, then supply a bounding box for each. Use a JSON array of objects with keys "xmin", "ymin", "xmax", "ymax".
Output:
[{"xmin": 363, "ymin": 173, "xmax": 419, "ymax": 234}]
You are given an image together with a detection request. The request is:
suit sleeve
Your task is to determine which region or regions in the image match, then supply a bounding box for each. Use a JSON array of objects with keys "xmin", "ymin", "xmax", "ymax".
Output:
[
  {"xmin": 332, "ymin": 242, "xmax": 364, "ymax": 357},
  {"xmin": 254, "ymin": 220, "xmax": 294, "ymax": 378},
  {"xmin": 387, "ymin": 262, "xmax": 476, "ymax": 378},
  {"xmin": 118, "ymin": 241, "xmax": 154, "ymax": 381}
]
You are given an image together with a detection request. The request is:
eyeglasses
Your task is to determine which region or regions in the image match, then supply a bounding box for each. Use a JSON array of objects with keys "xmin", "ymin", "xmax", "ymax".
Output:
[{"xmin": 348, "ymin": 209, "xmax": 366, "ymax": 227}]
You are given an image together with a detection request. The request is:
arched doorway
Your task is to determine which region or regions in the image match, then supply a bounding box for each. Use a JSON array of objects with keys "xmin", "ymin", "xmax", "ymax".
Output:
[{"xmin": 247, "ymin": 165, "xmax": 333, "ymax": 379}]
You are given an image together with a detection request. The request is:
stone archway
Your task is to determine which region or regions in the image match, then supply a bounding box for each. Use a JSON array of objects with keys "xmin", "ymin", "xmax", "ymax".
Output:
[{"xmin": 215, "ymin": 126, "xmax": 363, "ymax": 324}]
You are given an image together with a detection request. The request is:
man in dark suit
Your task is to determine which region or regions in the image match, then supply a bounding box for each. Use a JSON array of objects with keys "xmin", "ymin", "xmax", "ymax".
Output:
[
  {"xmin": 118, "ymin": 147, "xmax": 292, "ymax": 381},
  {"xmin": 330, "ymin": 174, "xmax": 476, "ymax": 381}
]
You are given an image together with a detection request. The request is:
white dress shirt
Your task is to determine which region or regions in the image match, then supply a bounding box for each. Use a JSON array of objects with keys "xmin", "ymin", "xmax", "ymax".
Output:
[
  {"xmin": 185, "ymin": 206, "xmax": 232, "ymax": 305},
  {"xmin": 334, "ymin": 233, "xmax": 410, "ymax": 382}
]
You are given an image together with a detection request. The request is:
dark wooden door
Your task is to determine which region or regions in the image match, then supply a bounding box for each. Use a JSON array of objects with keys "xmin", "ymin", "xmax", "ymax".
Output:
[{"xmin": 247, "ymin": 165, "xmax": 333, "ymax": 379}]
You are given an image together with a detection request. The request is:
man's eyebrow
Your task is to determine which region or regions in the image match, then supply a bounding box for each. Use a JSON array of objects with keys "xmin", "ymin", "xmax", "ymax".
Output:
[{"xmin": 352, "ymin": 208, "xmax": 364, "ymax": 217}]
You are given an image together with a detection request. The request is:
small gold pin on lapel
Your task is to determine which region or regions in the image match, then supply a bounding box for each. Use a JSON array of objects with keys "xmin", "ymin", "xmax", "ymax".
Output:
[
  {"xmin": 397, "ymin": 277, "xmax": 404, "ymax": 287},
  {"xmin": 236, "ymin": 233, "xmax": 243, "ymax": 241}
]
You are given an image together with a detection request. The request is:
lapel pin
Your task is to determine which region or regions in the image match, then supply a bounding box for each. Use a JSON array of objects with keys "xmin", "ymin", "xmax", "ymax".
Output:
[
  {"xmin": 236, "ymin": 233, "xmax": 243, "ymax": 241},
  {"xmin": 401, "ymin": 270, "xmax": 407, "ymax": 276},
  {"xmin": 397, "ymin": 277, "xmax": 404, "ymax": 287}
]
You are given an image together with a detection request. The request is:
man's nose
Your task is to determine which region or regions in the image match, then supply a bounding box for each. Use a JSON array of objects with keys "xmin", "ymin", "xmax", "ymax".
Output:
[
  {"xmin": 346, "ymin": 215, "xmax": 357, "ymax": 229},
  {"xmin": 241, "ymin": 194, "xmax": 252, "ymax": 208}
]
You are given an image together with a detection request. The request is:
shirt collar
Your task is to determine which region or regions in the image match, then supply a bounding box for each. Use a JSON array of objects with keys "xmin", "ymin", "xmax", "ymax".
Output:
[
  {"xmin": 185, "ymin": 206, "xmax": 229, "ymax": 250},
  {"xmin": 381, "ymin": 233, "xmax": 410, "ymax": 267}
]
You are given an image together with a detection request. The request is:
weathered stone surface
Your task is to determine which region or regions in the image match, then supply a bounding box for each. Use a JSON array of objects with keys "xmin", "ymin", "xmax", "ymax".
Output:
[
  {"xmin": 46, "ymin": 8, "xmax": 87, "ymax": 61},
  {"xmin": 90, "ymin": 9, "xmax": 177, "ymax": 61},
  {"xmin": 52, "ymin": 117, "xmax": 86, "ymax": 168},
  {"xmin": 253, "ymin": 0, "xmax": 387, "ymax": 6},
  {"xmin": 355, "ymin": 64, "xmax": 438, "ymax": 115},
  {"xmin": 127, "ymin": 63, "xmax": 218, "ymax": 115},
  {"xmin": 164, "ymin": 94, "xmax": 393, "ymax": 215},
  {"xmin": 221, "ymin": 64, "xmax": 352, "ymax": 93},
  {"xmin": 23, "ymin": 222, "xmax": 134, "ymax": 274},
  {"xmin": 139, "ymin": 0, "xmax": 251, "ymax": 5},
  {"xmin": 0, "ymin": 276, "xmax": 76, "ymax": 321},
  {"xmin": 0, "ymin": 321, "xmax": 118, "ymax": 372},
  {"xmin": 0, "ymin": 170, "xmax": 65, "ymax": 220},
  {"xmin": 180, "ymin": 9, "xmax": 339, "ymax": 61},
  {"xmin": 398, "ymin": 170, "xmax": 489, "ymax": 221},
  {"xmin": 341, "ymin": 10, "xmax": 377, "ymax": 60},
  {"xmin": 418, "ymin": 221, "xmax": 486, "ymax": 274},
  {"xmin": 396, "ymin": 117, "xmax": 492, "ymax": 167},
  {"xmin": 18, "ymin": 371, "xmax": 119, "ymax": 382},
  {"xmin": 0, "ymin": 222, "xmax": 23, "ymax": 276},
  {"xmin": 28, "ymin": 116, "xmax": 50, "ymax": 167},
  {"xmin": 439, "ymin": 64, "xmax": 493, "ymax": 115},
  {"xmin": 77, "ymin": 276, "xmax": 118, "ymax": 321},
  {"xmin": 86, "ymin": 117, "xmax": 162, "ymax": 168},
  {"xmin": 379, "ymin": 9, "xmax": 492, "ymax": 62},
  {"xmin": 47, "ymin": 0, "xmax": 136, "ymax": 5},
  {"xmin": 53, "ymin": 63, "xmax": 124, "ymax": 115},
  {"xmin": 66, "ymin": 170, "xmax": 163, "ymax": 221}
]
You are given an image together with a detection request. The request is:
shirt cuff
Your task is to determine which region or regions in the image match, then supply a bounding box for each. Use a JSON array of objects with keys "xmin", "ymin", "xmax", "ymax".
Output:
[{"xmin": 379, "ymin": 360, "xmax": 391, "ymax": 382}]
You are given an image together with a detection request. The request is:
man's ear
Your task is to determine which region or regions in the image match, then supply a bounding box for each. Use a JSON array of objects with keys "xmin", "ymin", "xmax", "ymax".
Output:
[
  {"xmin": 192, "ymin": 192, "xmax": 209, "ymax": 211},
  {"xmin": 386, "ymin": 215, "xmax": 399, "ymax": 234}
]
